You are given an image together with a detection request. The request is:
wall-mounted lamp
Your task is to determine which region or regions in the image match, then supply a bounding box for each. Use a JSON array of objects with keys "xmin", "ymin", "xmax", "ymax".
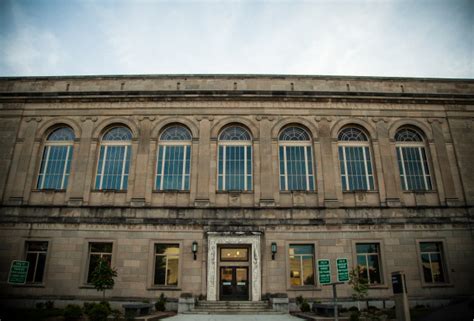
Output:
[
  {"xmin": 192, "ymin": 241, "xmax": 198, "ymax": 260},
  {"xmin": 271, "ymin": 242, "xmax": 277, "ymax": 260}
]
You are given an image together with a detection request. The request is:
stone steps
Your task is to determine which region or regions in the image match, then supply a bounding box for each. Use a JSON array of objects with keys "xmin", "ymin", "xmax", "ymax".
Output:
[{"xmin": 187, "ymin": 301, "xmax": 281, "ymax": 315}]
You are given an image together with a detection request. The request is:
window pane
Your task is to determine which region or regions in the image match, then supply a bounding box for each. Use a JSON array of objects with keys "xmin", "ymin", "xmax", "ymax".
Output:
[
  {"xmin": 87, "ymin": 254, "xmax": 101, "ymax": 283},
  {"xmin": 421, "ymin": 253, "xmax": 432, "ymax": 283},
  {"xmin": 155, "ymin": 244, "xmax": 179, "ymax": 255},
  {"xmin": 367, "ymin": 255, "xmax": 381, "ymax": 284},
  {"xmin": 356, "ymin": 243, "xmax": 379, "ymax": 254},
  {"xmin": 26, "ymin": 252, "xmax": 38, "ymax": 283},
  {"xmin": 154, "ymin": 256, "xmax": 166, "ymax": 285},
  {"xmin": 35, "ymin": 253, "xmax": 47, "ymax": 283},
  {"xmin": 290, "ymin": 244, "xmax": 314, "ymax": 255},
  {"xmin": 302, "ymin": 255, "xmax": 315, "ymax": 285},
  {"xmin": 420, "ymin": 242, "xmax": 440, "ymax": 252},
  {"xmin": 167, "ymin": 257, "xmax": 179, "ymax": 286},
  {"xmin": 90, "ymin": 243, "xmax": 113, "ymax": 253},
  {"xmin": 431, "ymin": 254, "xmax": 445, "ymax": 282},
  {"xmin": 289, "ymin": 256, "xmax": 301, "ymax": 286}
]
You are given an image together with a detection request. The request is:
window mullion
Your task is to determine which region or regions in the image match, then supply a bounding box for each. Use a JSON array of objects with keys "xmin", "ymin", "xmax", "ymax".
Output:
[
  {"xmin": 223, "ymin": 146, "xmax": 226, "ymax": 190},
  {"xmin": 40, "ymin": 146, "xmax": 51, "ymax": 189},
  {"xmin": 99, "ymin": 146, "xmax": 108, "ymax": 189},
  {"xmin": 181, "ymin": 145, "xmax": 187, "ymax": 190},
  {"xmin": 362, "ymin": 147, "xmax": 370, "ymax": 190},
  {"xmin": 244, "ymin": 145, "xmax": 247, "ymax": 191},
  {"xmin": 342, "ymin": 147, "xmax": 349, "ymax": 191},
  {"xmin": 418, "ymin": 147, "xmax": 429, "ymax": 190},
  {"xmin": 120, "ymin": 146, "xmax": 127, "ymax": 190},
  {"xmin": 304, "ymin": 145, "xmax": 309, "ymax": 191},
  {"xmin": 283, "ymin": 146, "xmax": 288, "ymax": 190},
  {"xmin": 60, "ymin": 145, "xmax": 70, "ymax": 189},
  {"xmin": 398, "ymin": 147, "xmax": 408, "ymax": 190}
]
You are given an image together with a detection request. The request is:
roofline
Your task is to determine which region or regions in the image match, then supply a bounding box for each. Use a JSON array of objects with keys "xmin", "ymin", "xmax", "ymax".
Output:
[{"xmin": 0, "ymin": 73, "xmax": 473, "ymax": 82}]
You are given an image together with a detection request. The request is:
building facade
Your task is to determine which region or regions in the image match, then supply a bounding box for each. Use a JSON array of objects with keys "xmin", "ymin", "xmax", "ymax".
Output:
[{"xmin": 0, "ymin": 75, "xmax": 473, "ymax": 307}]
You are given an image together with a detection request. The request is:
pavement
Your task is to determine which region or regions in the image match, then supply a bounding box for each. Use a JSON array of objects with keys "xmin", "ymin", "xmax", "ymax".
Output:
[
  {"xmin": 165, "ymin": 314, "xmax": 303, "ymax": 321},
  {"xmin": 416, "ymin": 298, "xmax": 474, "ymax": 321}
]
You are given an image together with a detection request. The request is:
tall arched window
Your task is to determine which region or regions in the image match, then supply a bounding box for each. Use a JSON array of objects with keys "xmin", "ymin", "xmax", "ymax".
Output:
[
  {"xmin": 95, "ymin": 127, "xmax": 132, "ymax": 190},
  {"xmin": 155, "ymin": 125, "xmax": 192, "ymax": 191},
  {"xmin": 217, "ymin": 125, "xmax": 252, "ymax": 191},
  {"xmin": 338, "ymin": 127, "xmax": 375, "ymax": 191},
  {"xmin": 37, "ymin": 127, "xmax": 75, "ymax": 190},
  {"xmin": 278, "ymin": 126, "xmax": 315, "ymax": 191},
  {"xmin": 395, "ymin": 127, "xmax": 432, "ymax": 191}
]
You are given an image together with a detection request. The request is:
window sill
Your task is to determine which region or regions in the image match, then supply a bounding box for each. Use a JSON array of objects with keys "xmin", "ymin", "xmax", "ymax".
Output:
[
  {"xmin": 420, "ymin": 282, "xmax": 453, "ymax": 288},
  {"xmin": 13, "ymin": 283, "xmax": 45, "ymax": 288},
  {"xmin": 402, "ymin": 190, "xmax": 436, "ymax": 194},
  {"xmin": 79, "ymin": 284, "xmax": 95, "ymax": 289},
  {"xmin": 216, "ymin": 191, "xmax": 254, "ymax": 194},
  {"xmin": 32, "ymin": 189, "xmax": 66, "ymax": 193},
  {"xmin": 287, "ymin": 286, "xmax": 321, "ymax": 291},
  {"xmin": 367, "ymin": 284, "xmax": 389, "ymax": 289},
  {"xmin": 153, "ymin": 190, "xmax": 190, "ymax": 194},
  {"xmin": 147, "ymin": 286, "xmax": 181, "ymax": 291},
  {"xmin": 342, "ymin": 190, "xmax": 378, "ymax": 193},
  {"xmin": 280, "ymin": 191, "xmax": 317, "ymax": 194},
  {"xmin": 91, "ymin": 190, "xmax": 127, "ymax": 193}
]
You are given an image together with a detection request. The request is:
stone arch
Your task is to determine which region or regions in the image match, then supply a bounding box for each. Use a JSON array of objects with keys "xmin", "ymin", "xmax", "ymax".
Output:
[
  {"xmin": 388, "ymin": 119, "xmax": 433, "ymax": 141},
  {"xmin": 36, "ymin": 118, "xmax": 82, "ymax": 140},
  {"xmin": 151, "ymin": 117, "xmax": 199, "ymax": 139},
  {"xmin": 211, "ymin": 117, "xmax": 259, "ymax": 139},
  {"xmin": 331, "ymin": 118, "xmax": 376, "ymax": 140},
  {"xmin": 271, "ymin": 117, "xmax": 318, "ymax": 140},
  {"xmin": 92, "ymin": 117, "xmax": 139, "ymax": 140}
]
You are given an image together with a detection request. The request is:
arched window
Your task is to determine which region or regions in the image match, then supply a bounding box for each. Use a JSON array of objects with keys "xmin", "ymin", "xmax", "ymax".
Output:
[
  {"xmin": 395, "ymin": 127, "xmax": 432, "ymax": 191},
  {"xmin": 338, "ymin": 127, "xmax": 374, "ymax": 191},
  {"xmin": 217, "ymin": 125, "xmax": 252, "ymax": 191},
  {"xmin": 95, "ymin": 127, "xmax": 132, "ymax": 190},
  {"xmin": 155, "ymin": 125, "xmax": 192, "ymax": 191},
  {"xmin": 278, "ymin": 126, "xmax": 315, "ymax": 191},
  {"xmin": 37, "ymin": 127, "xmax": 75, "ymax": 190}
]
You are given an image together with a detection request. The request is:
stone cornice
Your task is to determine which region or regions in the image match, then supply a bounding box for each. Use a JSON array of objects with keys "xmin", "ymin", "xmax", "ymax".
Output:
[{"xmin": 1, "ymin": 90, "xmax": 473, "ymax": 105}]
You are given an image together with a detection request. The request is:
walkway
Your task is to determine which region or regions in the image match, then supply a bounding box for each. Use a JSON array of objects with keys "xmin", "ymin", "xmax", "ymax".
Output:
[{"xmin": 165, "ymin": 314, "xmax": 302, "ymax": 321}]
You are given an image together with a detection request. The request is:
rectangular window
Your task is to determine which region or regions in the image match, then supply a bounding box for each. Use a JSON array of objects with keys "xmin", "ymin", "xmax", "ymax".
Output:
[
  {"xmin": 220, "ymin": 248, "xmax": 249, "ymax": 261},
  {"xmin": 356, "ymin": 243, "xmax": 382, "ymax": 285},
  {"xmin": 289, "ymin": 244, "xmax": 315, "ymax": 286},
  {"xmin": 156, "ymin": 145, "xmax": 191, "ymax": 190},
  {"xmin": 279, "ymin": 145, "xmax": 315, "ymax": 191},
  {"xmin": 217, "ymin": 145, "xmax": 252, "ymax": 191},
  {"xmin": 95, "ymin": 145, "xmax": 131, "ymax": 190},
  {"xmin": 154, "ymin": 244, "xmax": 180, "ymax": 286},
  {"xmin": 397, "ymin": 146, "xmax": 432, "ymax": 191},
  {"xmin": 420, "ymin": 242, "xmax": 446, "ymax": 283},
  {"xmin": 87, "ymin": 242, "xmax": 113, "ymax": 283},
  {"xmin": 37, "ymin": 145, "xmax": 73, "ymax": 190},
  {"xmin": 339, "ymin": 146, "xmax": 374, "ymax": 191},
  {"xmin": 25, "ymin": 241, "xmax": 48, "ymax": 284}
]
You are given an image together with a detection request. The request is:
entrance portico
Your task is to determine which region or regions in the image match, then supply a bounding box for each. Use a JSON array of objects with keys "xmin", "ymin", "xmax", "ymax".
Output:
[{"xmin": 206, "ymin": 232, "xmax": 262, "ymax": 301}]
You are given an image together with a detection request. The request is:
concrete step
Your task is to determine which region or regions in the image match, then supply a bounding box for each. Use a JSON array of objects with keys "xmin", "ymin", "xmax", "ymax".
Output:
[{"xmin": 189, "ymin": 300, "xmax": 280, "ymax": 315}]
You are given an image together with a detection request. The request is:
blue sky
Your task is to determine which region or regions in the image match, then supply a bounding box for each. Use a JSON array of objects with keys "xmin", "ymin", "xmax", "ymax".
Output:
[{"xmin": 0, "ymin": 0, "xmax": 472, "ymax": 78}]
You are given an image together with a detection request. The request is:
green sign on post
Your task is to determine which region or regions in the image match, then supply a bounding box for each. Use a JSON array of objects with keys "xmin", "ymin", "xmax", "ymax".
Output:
[
  {"xmin": 336, "ymin": 258, "xmax": 349, "ymax": 282},
  {"xmin": 8, "ymin": 260, "xmax": 29, "ymax": 285},
  {"xmin": 318, "ymin": 259, "xmax": 331, "ymax": 285}
]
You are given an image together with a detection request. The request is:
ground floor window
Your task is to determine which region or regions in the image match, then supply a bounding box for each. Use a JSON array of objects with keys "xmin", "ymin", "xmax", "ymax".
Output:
[
  {"xmin": 87, "ymin": 242, "xmax": 113, "ymax": 283},
  {"xmin": 289, "ymin": 244, "xmax": 315, "ymax": 286},
  {"xmin": 419, "ymin": 242, "xmax": 446, "ymax": 283},
  {"xmin": 25, "ymin": 241, "xmax": 48, "ymax": 284},
  {"xmin": 356, "ymin": 243, "xmax": 382, "ymax": 285},
  {"xmin": 154, "ymin": 244, "xmax": 180, "ymax": 286}
]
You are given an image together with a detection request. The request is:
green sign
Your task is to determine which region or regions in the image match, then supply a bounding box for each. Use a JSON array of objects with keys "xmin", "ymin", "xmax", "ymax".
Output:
[
  {"xmin": 336, "ymin": 258, "xmax": 349, "ymax": 282},
  {"xmin": 318, "ymin": 259, "xmax": 331, "ymax": 285},
  {"xmin": 8, "ymin": 260, "xmax": 29, "ymax": 285}
]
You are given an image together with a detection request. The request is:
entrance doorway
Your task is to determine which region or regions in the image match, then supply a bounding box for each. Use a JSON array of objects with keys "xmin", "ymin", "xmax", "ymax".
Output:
[
  {"xmin": 218, "ymin": 246, "xmax": 250, "ymax": 301},
  {"xmin": 219, "ymin": 267, "xmax": 249, "ymax": 301}
]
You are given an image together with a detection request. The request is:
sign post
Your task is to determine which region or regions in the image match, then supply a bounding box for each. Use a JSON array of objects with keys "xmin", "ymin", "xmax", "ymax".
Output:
[
  {"xmin": 317, "ymin": 259, "xmax": 331, "ymax": 285},
  {"xmin": 8, "ymin": 260, "xmax": 29, "ymax": 285},
  {"xmin": 336, "ymin": 258, "xmax": 349, "ymax": 282}
]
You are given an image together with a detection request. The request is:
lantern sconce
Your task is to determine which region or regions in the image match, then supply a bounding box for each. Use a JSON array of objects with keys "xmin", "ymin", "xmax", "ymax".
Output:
[
  {"xmin": 271, "ymin": 242, "xmax": 277, "ymax": 260},
  {"xmin": 192, "ymin": 241, "xmax": 198, "ymax": 260}
]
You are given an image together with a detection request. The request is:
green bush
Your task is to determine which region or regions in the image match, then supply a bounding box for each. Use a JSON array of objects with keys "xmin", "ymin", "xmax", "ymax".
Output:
[
  {"xmin": 45, "ymin": 301, "xmax": 55, "ymax": 309},
  {"xmin": 300, "ymin": 300, "xmax": 310, "ymax": 312},
  {"xmin": 36, "ymin": 302, "xmax": 45, "ymax": 310},
  {"xmin": 63, "ymin": 304, "xmax": 83, "ymax": 321},
  {"xmin": 89, "ymin": 303, "xmax": 110, "ymax": 321},
  {"xmin": 125, "ymin": 309, "xmax": 136, "ymax": 321},
  {"xmin": 295, "ymin": 295, "xmax": 304, "ymax": 306},
  {"xmin": 155, "ymin": 293, "xmax": 167, "ymax": 312},
  {"xmin": 350, "ymin": 311, "xmax": 360, "ymax": 321},
  {"xmin": 111, "ymin": 309, "xmax": 123, "ymax": 321}
]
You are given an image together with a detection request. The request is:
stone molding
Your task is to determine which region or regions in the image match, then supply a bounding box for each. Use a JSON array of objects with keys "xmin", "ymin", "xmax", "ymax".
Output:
[{"xmin": 206, "ymin": 233, "xmax": 261, "ymax": 301}]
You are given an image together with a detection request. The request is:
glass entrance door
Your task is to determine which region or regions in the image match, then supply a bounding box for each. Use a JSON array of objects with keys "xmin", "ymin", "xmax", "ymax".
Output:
[{"xmin": 219, "ymin": 267, "xmax": 249, "ymax": 301}]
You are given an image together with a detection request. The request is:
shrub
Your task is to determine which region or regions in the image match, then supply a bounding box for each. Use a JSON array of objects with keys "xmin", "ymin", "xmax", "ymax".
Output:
[
  {"xmin": 155, "ymin": 293, "xmax": 167, "ymax": 312},
  {"xmin": 88, "ymin": 303, "xmax": 110, "ymax": 321},
  {"xmin": 350, "ymin": 311, "xmax": 360, "ymax": 321},
  {"xmin": 45, "ymin": 300, "xmax": 55, "ymax": 309},
  {"xmin": 300, "ymin": 300, "xmax": 310, "ymax": 312},
  {"xmin": 349, "ymin": 306, "xmax": 360, "ymax": 312},
  {"xmin": 125, "ymin": 309, "xmax": 136, "ymax": 321},
  {"xmin": 295, "ymin": 295, "xmax": 304, "ymax": 306},
  {"xmin": 63, "ymin": 304, "xmax": 83, "ymax": 321},
  {"xmin": 36, "ymin": 302, "xmax": 45, "ymax": 310},
  {"xmin": 111, "ymin": 309, "xmax": 123, "ymax": 321}
]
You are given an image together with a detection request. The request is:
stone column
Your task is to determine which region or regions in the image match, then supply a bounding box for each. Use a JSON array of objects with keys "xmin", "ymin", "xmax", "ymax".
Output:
[
  {"xmin": 257, "ymin": 116, "xmax": 275, "ymax": 206},
  {"xmin": 68, "ymin": 117, "xmax": 97, "ymax": 205},
  {"xmin": 131, "ymin": 116, "xmax": 154, "ymax": 206},
  {"xmin": 5, "ymin": 117, "xmax": 41, "ymax": 204},
  {"xmin": 317, "ymin": 117, "xmax": 338, "ymax": 206},
  {"xmin": 374, "ymin": 118, "xmax": 400, "ymax": 206},
  {"xmin": 195, "ymin": 117, "xmax": 212, "ymax": 206},
  {"xmin": 429, "ymin": 119, "xmax": 457, "ymax": 203}
]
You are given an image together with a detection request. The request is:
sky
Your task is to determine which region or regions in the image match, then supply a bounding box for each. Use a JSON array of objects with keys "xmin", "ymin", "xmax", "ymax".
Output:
[{"xmin": 0, "ymin": 0, "xmax": 472, "ymax": 78}]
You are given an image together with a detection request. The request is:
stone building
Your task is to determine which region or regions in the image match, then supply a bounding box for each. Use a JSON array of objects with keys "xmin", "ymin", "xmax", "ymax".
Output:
[{"xmin": 0, "ymin": 75, "xmax": 473, "ymax": 308}]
